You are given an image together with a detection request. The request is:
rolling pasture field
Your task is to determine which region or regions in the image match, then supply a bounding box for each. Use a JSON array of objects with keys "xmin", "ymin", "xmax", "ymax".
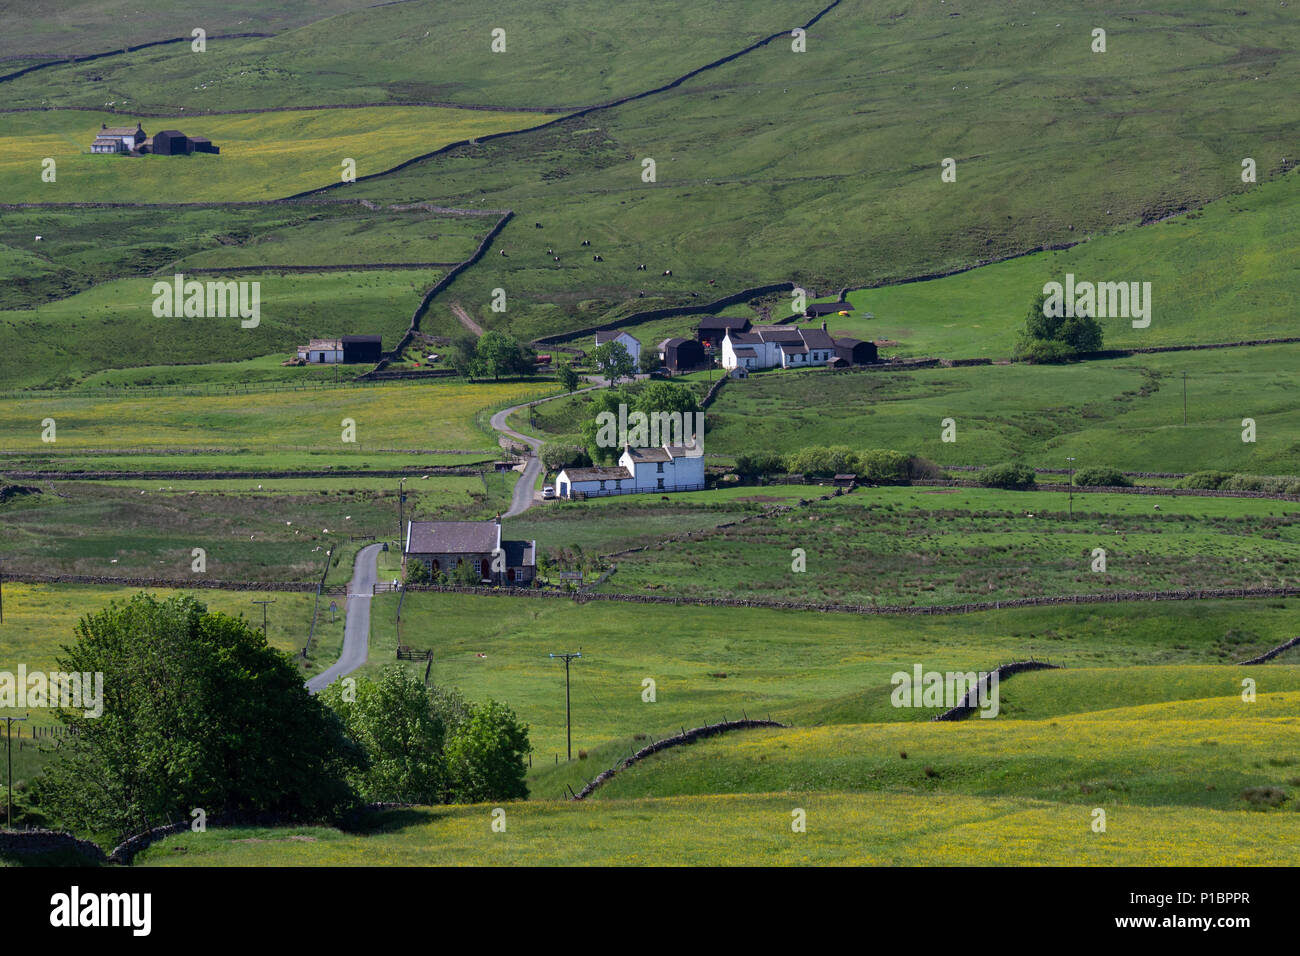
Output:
[
  {"xmin": 3, "ymin": 0, "xmax": 1300, "ymax": 872},
  {"xmin": 588, "ymin": 485, "xmax": 1300, "ymax": 607},
  {"xmin": 135, "ymin": 792, "xmax": 1300, "ymax": 867},
  {"xmin": 0, "ymin": 107, "xmax": 558, "ymax": 203},
  {"xmin": 0, "ymin": 379, "xmax": 551, "ymax": 455}
]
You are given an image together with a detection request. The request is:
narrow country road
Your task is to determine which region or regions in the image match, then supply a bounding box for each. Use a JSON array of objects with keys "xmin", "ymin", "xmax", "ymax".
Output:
[
  {"xmin": 490, "ymin": 385, "xmax": 602, "ymax": 517},
  {"xmin": 306, "ymin": 542, "xmax": 382, "ymax": 694}
]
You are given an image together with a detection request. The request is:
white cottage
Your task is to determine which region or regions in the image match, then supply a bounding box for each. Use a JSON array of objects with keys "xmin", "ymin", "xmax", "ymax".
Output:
[
  {"xmin": 90, "ymin": 123, "xmax": 146, "ymax": 154},
  {"xmin": 593, "ymin": 330, "xmax": 641, "ymax": 367},
  {"xmin": 555, "ymin": 443, "xmax": 705, "ymax": 500},
  {"xmin": 297, "ymin": 338, "xmax": 344, "ymax": 363},
  {"xmin": 721, "ymin": 325, "xmax": 838, "ymax": 371}
]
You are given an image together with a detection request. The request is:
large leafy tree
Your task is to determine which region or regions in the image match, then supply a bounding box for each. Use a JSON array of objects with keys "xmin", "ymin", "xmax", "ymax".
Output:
[
  {"xmin": 321, "ymin": 666, "xmax": 447, "ymax": 804},
  {"xmin": 589, "ymin": 340, "xmax": 636, "ymax": 384},
  {"xmin": 475, "ymin": 330, "xmax": 535, "ymax": 380},
  {"xmin": 1015, "ymin": 291, "xmax": 1104, "ymax": 363},
  {"xmin": 38, "ymin": 594, "xmax": 362, "ymax": 836},
  {"xmin": 556, "ymin": 359, "xmax": 580, "ymax": 393},
  {"xmin": 443, "ymin": 699, "xmax": 532, "ymax": 803}
]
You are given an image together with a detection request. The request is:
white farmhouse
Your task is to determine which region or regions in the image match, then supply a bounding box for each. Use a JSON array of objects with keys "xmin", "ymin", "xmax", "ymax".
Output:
[
  {"xmin": 593, "ymin": 330, "xmax": 641, "ymax": 367},
  {"xmin": 555, "ymin": 443, "xmax": 705, "ymax": 500},
  {"xmin": 721, "ymin": 324, "xmax": 838, "ymax": 371},
  {"xmin": 297, "ymin": 338, "xmax": 344, "ymax": 363},
  {"xmin": 90, "ymin": 122, "xmax": 146, "ymax": 154}
]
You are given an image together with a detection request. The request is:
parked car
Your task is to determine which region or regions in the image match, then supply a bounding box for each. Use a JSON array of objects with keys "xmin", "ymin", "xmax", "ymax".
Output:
[{"xmin": 542, "ymin": 485, "xmax": 556, "ymax": 500}]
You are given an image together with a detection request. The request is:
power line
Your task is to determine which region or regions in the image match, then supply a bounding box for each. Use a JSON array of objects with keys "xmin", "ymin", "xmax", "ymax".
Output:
[
  {"xmin": 251, "ymin": 599, "xmax": 274, "ymax": 637},
  {"xmin": 548, "ymin": 651, "xmax": 581, "ymax": 761}
]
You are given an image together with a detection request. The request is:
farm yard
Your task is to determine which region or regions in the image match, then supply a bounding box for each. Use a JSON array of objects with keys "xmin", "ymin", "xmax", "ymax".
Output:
[{"xmin": 2, "ymin": 0, "xmax": 1300, "ymax": 885}]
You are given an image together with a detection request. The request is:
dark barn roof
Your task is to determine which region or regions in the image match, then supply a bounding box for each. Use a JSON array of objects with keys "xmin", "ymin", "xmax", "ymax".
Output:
[
  {"xmin": 807, "ymin": 302, "xmax": 852, "ymax": 315},
  {"xmin": 697, "ymin": 315, "xmax": 752, "ymax": 331}
]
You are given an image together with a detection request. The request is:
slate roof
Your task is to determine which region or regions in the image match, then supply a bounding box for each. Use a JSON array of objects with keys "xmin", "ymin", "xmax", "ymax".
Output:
[
  {"xmin": 697, "ymin": 315, "xmax": 752, "ymax": 330},
  {"xmin": 800, "ymin": 328, "xmax": 837, "ymax": 349},
  {"xmin": 625, "ymin": 446, "xmax": 672, "ymax": 463},
  {"xmin": 560, "ymin": 465, "xmax": 632, "ymax": 482},
  {"xmin": 502, "ymin": 539, "xmax": 536, "ymax": 568},
  {"xmin": 406, "ymin": 520, "xmax": 500, "ymax": 555},
  {"xmin": 595, "ymin": 330, "xmax": 640, "ymax": 345}
]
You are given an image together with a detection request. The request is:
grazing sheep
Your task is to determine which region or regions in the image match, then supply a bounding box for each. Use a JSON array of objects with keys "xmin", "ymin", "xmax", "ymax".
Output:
[
  {"xmin": 662, "ymin": 269, "xmax": 672, "ymax": 276},
  {"xmin": 554, "ymin": 256, "xmax": 560, "ymax": 262},
  {"xmin": 535, "ymin": 222, "xmax": 543, "ymax": 228},
  {"xmin": 500, "ymin": 249, "xmax": 507, "ymax": 256}
]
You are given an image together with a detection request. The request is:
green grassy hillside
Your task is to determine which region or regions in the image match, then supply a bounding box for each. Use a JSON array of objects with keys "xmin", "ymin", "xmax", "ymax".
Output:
[
  {"xmin": 0, "ymin": 107, "xmax": 554, "ymax": 203},
  {"xmin": 132, "ymin": 790, "xmax": 1300, "ymax": 866}
]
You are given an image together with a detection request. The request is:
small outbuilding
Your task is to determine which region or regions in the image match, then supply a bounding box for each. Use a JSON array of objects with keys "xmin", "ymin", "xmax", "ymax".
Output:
[
  {"xmin": 342, "ymin": 334, "xmax": 382, "ymax": 364},
  {"xmin": 658, "ymin": 337, "xmax": 708, "ymax": 373},
  {"xmin": 833, "ymin": 336, "xmax": 878, "ymax": 365},
  {"xmin": 806, "ymin": 302, "xmax": 853, "ymax": 319}
]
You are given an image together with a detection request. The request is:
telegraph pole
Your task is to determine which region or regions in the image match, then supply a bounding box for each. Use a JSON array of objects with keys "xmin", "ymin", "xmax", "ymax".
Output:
[
  {"xmin": 397, "ymin": 477, "xmax": 408, "ymax": 545},
  {"xmin": 548, "ymin": 652, "xmax": 581, "ymax": 760},
  {"xmin": 3, "ymin": 714, "xmax": 28, "ymax": 828},
  {"xmin": 252, "ymin": 599, "xmax": 274, "ymax": 637},
  {"xmin": 1183, "ymin": 371, "xmax": 1188, "ymax": 426},
  {"xmin": 1066, "ymin": 457, "xmax": 1076, "ymax": 520}
]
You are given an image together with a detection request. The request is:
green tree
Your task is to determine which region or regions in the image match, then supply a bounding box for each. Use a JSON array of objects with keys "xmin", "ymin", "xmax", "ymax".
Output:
[
  {"xmin": 38, "ymin": 594, "xmax": 361, "ymax": 835},
  {"xmin": 633, "ymin": 380, "xmax": 700, "ymax": 419},
  {"xmin": 977, "ymin": 461, "xmax": 1037, "ymax": 489},
  {"xmin": 733, "ymin": 450, "xmax": 786, "ymax": 476},
  {"xmin": 321, "ymin": 666, "xmax": 447, "ymax": 803},
  {"xmin": 541, "ymin": 443, "xmax": 589, "ymax": 473},
  {"xmin": 405, "ymin": 559, "xmax": 430, "ymax": 584},
  {"xmin": 444, "ymin": 699, "xmax": 532, "ymax": 803},
  {"xmin": 787, "ymin": 445, "xmax": 856, "ymax": 477},
  {"xmin": 638, "ymin": 349, "xmax": 661, "ymax": 375},
  {"xmin": 453, "ymin": 559, "xmax": 482, "ymax": 586},
  {"xmin": 447, "ymin": 331, "xmax": 482, "ymax": 379},
  {"xmin": 557, "ymin": 360, "xmax": 580, "ymax": 393},
  {"xmin": 475, "ymin": 330, "xmax": 535, "ymax": 380},
  {"xmin": 854, "ymin": 448, "xmax": 910, "ymax": 483},
  {"xmin": 590, "ymin": 340, "xmax": 636, "ymax": 384},
  {"xmin": 1014, "ymin": 291, "xmax": 1104, "ymax": 363},
  {"xmin": 1072, "ymin": 466, "xmax": 1131, "ymax": 488}
]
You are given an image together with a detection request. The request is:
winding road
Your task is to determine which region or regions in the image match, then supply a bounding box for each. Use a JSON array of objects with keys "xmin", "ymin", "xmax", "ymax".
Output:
[
  {"xmin": 491, "ymin": 385, "xmax": 604, "ymax": 517},
  {"xmin": 305, "ymin": 542, "xmax": 382, "ymax": 694}
]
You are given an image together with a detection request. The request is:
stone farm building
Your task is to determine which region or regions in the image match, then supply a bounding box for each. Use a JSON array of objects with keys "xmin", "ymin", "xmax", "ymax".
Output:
[
  {"xmin": 404, "ymin": 517, "xmax": 536, "ymax": 585},
  {"xmin": 90, "ymin": 123, "xmax": 219, "ymax": 155},
  {"xmin": 296, "ymin": 335, "xmax": 382, "ymax": 364},
  {"xmin": 556, "ymin": 443, "xmax": 705, "ymax": 499},
  {"xmin": 91, "ymin": 123, "xmax": 147, "ymax": 153},
  {"xmin": 594, "ymin": 330, "xmax": 641, "ymax": 366}
]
